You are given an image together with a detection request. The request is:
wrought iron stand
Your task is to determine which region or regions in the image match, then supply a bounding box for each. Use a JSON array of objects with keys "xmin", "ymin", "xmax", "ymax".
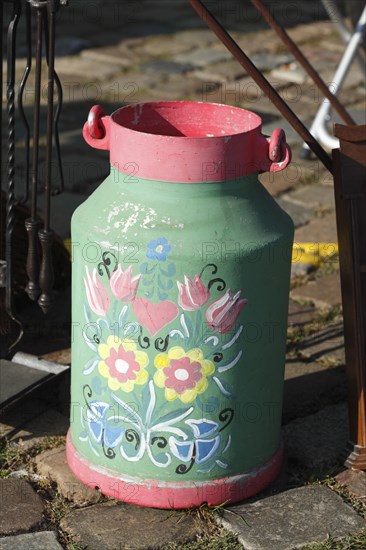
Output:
[{"xmin": 1, "ymin": 0, "xmax": 69, "ymax": 412}]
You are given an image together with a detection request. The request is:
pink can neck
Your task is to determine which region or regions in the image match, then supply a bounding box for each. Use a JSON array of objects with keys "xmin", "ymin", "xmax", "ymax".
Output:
[{"xmin": 83, "ymin": 101, "xmax": 291, "ymax": 183}]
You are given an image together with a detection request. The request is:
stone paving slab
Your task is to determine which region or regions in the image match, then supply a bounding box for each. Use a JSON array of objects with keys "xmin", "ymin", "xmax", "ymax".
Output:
[
  {"xmin": 336, "ymin": 470, "xmax": 366, "ymax": 505},
  {"xmin": 81, "ymin": 46, "xmax": 138, "ymax": 69},
  {"xmin": 0, "ymin": 479, "xmax": 44, "ymax": 536},
  {"xmin": 283, "ymin": 402, "xmax": 349, "ymax": 469},
  {"xmin": 35, "ymin": 446, "xmax": 103, "ymax": 506},
  {"xmin": 175, "ymin": 47, "xmax": 232, "ymax": 68},
  {"xmin": 218, "ymin": 485, "xmax": 366, "ymax": 550},
  {"xmin": 147, "ymin": 74, "xmax": 205, "ymax": 102},
  {"xmin": 294, "ymin": 213, "xmax": 338, "ymax": 245},
  {"xmin": 0, "ymin": 531, "xmax": 63, "ymax": 550},
  {"xmin": 9, "ymin": 409, "xmax": 69, "ymax": 449},
  {"xmin": 190, "ymin": 60, "xmax": 246, "ymax": 84},
  {"xmin": 141, "ymin": 59, "xmax": 196, "ymax": 74},
  {"xmin": 56, "ymin": 55, "xmax": 121, "ymax": 82},
  {"xmin": 168, "ymin": 28, "xmax": 216, "ymax": 48},
  {"xmin": 282, "ymin": 183, "xmax": 335, "ymax": 212},
  {"xmin": 250, "ymin": 52, "xmax": 294, "ymax": 72},
  {"xmin": 291, "ymin": 273, "xmax": 342, "ymax": 309},
  {"xmin": 276, "ymin": 197, "xmax": 314, "ymax": 228},
  {"xmin": 60, "ymin": 501, "xmax": 204, "ymax": 550},
  {"xmin": 259, "ymin": 164, "xmax": 298, "ymax": 197},
  {"xmin": 287, "ymin": 299, "xmax": 317, "ymax": 330},
  {"xmin": 290, "ymin": 262, "xmax": 314, "ymax": 279},
  {"xmin": 134, "ymin": 34, "xmax": 198, "ymax": 58},
  {"xmin": 295, "ymin": 320, "xmax": 345, "ymax": 366}
]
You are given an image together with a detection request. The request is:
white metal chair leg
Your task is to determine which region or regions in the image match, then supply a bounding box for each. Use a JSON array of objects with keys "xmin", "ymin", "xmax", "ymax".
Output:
[{"xmin": 300, "ymin": 4, "xmax": 366, "ymax": 158}]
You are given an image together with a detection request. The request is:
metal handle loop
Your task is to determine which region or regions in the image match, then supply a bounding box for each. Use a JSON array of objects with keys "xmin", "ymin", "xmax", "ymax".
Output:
[
  {"xmin": 268, "ymin": 128, "xmax": 286, "ymax": 162},
  {"xmin": 87, "ymin": 105, "xmax": 106, "ymax": 139}
]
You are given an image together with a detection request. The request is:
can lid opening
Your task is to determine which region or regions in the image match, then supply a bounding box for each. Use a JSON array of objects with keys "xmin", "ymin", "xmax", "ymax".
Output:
[{"xmin": 112, "ymin": 101, "xmax": 262, "ymax": 139}]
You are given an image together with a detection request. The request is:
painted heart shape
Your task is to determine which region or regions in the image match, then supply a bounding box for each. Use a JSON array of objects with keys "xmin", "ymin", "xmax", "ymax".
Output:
[{"xmin": 132, "ymin": 298, "xmax": 179, "ymax": 337}]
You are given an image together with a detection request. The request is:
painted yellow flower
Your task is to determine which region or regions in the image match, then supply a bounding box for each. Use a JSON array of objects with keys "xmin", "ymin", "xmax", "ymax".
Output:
[
  {"xmin": 98, "ymin": 336, "xmax": 149, "ymax": 392},
  {"xmin": 154, "ymin": 346, "xmax": 215, "ymax": 403}
]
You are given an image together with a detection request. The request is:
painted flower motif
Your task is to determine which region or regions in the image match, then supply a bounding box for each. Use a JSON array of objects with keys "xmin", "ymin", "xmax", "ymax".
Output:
[
  {"xmin": 86, "ymin": 401, "xmax": 125, "ymax": 449},
  {"xmin": 110, "ymin": 264, "xmax": 140, "ymax": 302},
  {"xmin": 154, "ymin": 347, "xmax": 215, "ymax": 403},
  {"xmin": 146, "ymin": 237, "xmax": 171, "ymax": 262},
  {"xmin": 98, "ymin": 336, "xmax": 149, "ymax": 392},
  {"xmin": 84, "ymin": 266, "xmax": 110, "ymax": 316},
  {"xmin": 206, "ymin": 289, "xmax": 248, "ymax": 334},
  {"xmin": 177, "ymin": 274, "xmax": 210, "ymax": 311},
  {"xmin": 169, "ymin": 418, "xmax": 221, "ymax": 465}
]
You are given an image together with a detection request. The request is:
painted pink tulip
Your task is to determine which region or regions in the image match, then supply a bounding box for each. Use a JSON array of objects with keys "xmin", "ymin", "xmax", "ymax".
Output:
[
  {"xmin": 84, "ymin": 266, "xmax": 110, "ymax": 316},
  {"xmin": 206, "ymin": 289, "xmax": 248, "ymax": 334},
  {"xmin": 177, "ymin": 274, "xmax": 210, "ymax": 311},
  {"xmin": 110, "ymin": 264, "xmax": 140, "ymax": 302}
]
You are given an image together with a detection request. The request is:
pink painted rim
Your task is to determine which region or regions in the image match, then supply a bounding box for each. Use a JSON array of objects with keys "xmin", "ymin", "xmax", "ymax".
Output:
[
  {"xmin": 83, "ymin": 101, "xmax": 291, "ymax": 182},
  {"xmin": 66, "ymin": 430, "xmax": 283, "ymax": 509}
]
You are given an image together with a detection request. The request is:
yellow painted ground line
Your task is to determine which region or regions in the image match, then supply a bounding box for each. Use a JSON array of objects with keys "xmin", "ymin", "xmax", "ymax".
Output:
[
  {"xmin": 63, "ymin": 240, "xmax": 339, "ymax": 267},
  {"xmin": 292, "ymin": 242, "xmax": 338, "ymax": 266}
]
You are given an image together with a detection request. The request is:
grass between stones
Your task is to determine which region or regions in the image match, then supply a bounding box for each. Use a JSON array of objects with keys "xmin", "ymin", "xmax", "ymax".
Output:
[
  {"xmin": 164, "ymin": 530, "xmax": 241, "ymax": 550},
  {"xmin": 299, "ymin": 531, "xmax": 366, "ymax": 550},
  {"xmin": 0, "ymin": 435, "xmax": 66, "ymax": 478},
  {"xmin": 0, "ymin": 435, "xmax": 83, "ymax": 548},
  {"xmin": 1, "ymin": 433, "xmax": 366, "ymax": 549},
  {"xmin": 163, "ymin": 504, "xmax": 241, "ymax": 549},
  {"xmin": 286, "ymin": 302, "xmax": 343, "ymax": 360}
]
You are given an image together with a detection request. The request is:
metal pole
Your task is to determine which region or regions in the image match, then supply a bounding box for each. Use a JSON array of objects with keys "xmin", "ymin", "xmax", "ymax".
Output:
[
  {"xmin": 322, "ymin": 0, "xmax": 366, "ymax": 77},
  {"xmin": 38, "ymin": 0, "xmax": 57, "ymax": 313},
  {"xmin": 5, "ymin": 0, "xmax": 24, "ymax": 350},
  {"xmin": 25, "ymin": 4, "xmax": 44, "ymax": 301},
  {"xmin": 187, "ymin": 0, "xmax": 333, "ymax": 174},
  {"xmin": 301, "ymin": 6, "xmax": 366, "ymax": 155}
]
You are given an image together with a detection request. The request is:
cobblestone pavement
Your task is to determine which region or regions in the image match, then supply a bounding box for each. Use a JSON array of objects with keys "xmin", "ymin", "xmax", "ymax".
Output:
[{"xmin": 1, "ymin": 1, "xmax": 366, "ymax": 549}]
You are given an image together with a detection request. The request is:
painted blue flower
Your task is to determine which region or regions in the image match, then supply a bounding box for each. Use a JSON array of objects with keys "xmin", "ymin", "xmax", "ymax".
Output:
[
  {"xmin": 146, "ymin": 237, "xmax": 171, "ymax": 262},
  {"xmin": 86, "ymin": 401, "xmax": 125, "ymax": 449},
  {"xmin": 169, "ymin": 418, "xmax": 221, "ymax": 465}
]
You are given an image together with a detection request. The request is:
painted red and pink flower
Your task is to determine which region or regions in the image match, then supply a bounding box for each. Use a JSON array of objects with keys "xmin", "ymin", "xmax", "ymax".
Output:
[
  {"xmin": 206, "ymin": 289, "xmax": 248, "ymax": 334},
  {"xmin": 84, "ymin": 263, "xmax": 248, "ymax": 337},
  {"xmin": 83, "ymin": 263, "xmax": 179, "ymax": 335}
]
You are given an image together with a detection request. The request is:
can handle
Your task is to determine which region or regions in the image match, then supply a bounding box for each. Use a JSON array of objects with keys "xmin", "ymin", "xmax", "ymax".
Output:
[
  {"xmin": 260, "ymin": 128, "xmax": 291, "ymax": 173},
  {"xmin": 83, "ymin": 105, "xmax": 111, "ymax": 150}
]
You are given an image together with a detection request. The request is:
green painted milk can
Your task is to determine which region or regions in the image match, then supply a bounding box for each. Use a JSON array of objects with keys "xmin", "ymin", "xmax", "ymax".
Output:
[{"xmin": 67, "ymin": 101, "xmax": 294, "ymax": 508}]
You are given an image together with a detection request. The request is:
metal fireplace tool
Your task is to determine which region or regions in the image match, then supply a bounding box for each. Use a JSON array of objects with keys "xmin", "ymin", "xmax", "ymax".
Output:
[
  {"xmin": 1, "ymin": 0, "xmax": 365, "ymax": 468},
  {"xmin": 1, "ymin": 0, "xmax": 69, "ymax": 415}
]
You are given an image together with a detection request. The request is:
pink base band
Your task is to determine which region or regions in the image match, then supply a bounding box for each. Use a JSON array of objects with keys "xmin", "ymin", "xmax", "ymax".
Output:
[{"xmin": 66, "ymin": 431, "xmax": 283, "ymax": 509}]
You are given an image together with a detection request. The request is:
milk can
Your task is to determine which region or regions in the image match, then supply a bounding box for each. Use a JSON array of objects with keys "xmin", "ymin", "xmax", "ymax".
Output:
[{"xmin": 67, "ymin": 101, "xmax": 294, "ymax": 508}]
